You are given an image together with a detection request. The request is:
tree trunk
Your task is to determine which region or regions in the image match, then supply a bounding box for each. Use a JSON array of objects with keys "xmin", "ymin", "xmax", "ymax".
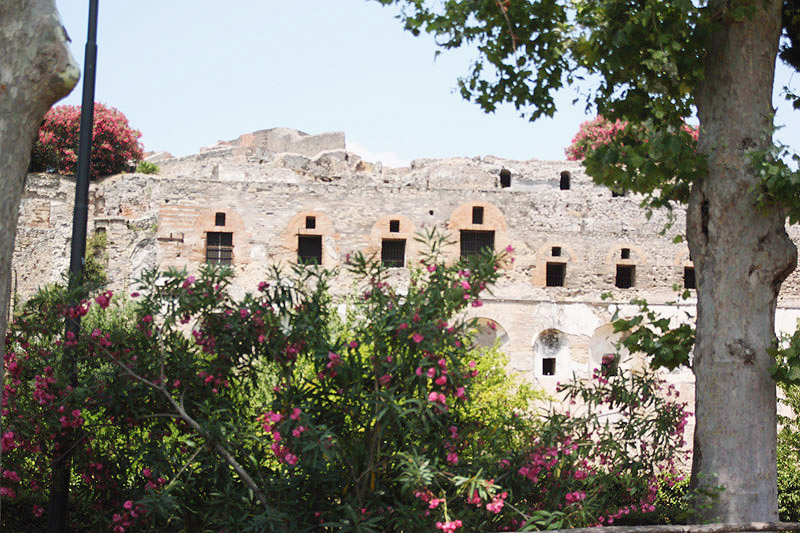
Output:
[
  {"xmin": 688, "ymin": 0, "xmax": 797, "ymax": 521},
  {"xmin": 0, "ymin": 0, "xmax": 79, "ymax": 518}
]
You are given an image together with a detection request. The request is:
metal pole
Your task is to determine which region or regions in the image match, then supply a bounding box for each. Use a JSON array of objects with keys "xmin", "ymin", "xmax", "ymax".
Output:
[{"xmin": 47, "ymin": 1, "xmax": 98, "ymax": 531}]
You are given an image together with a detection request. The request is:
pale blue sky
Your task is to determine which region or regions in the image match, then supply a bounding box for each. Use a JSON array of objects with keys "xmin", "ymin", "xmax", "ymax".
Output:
[{"xmin": 55, "ymin": 1, "xmax": 799, "ymax": 167}]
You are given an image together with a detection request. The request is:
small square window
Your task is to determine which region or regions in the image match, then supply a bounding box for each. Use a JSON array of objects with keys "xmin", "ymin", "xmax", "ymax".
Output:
[
  {"xmin": 560, "ymin": 171, "xmax": 571, "ymax": 190},
  {"xmin": 552, "ymin": 246, "xmax": 561, "ymax": 257},
  {"xmin": 206, "ymin": 232, "xmax": 233, "ymax": 265},
  {"xmin": 215, "ymin": 212, "xmax": 226, "ymax": 227},
  {"xmin": 500, "ymin": 169, "xmax": 511, "ymax": 188},
  {"xmin": 616, "ymin": 265, "xmax": 635, "ymax": 289},
  {"xmin": 684, "ymin": 266, "xmax": 696, "ymax": 290},
  {"xmin": 305, "ymin": 216, "xmax": 316, "ymax": 229},
  {"xmin": 389, "ymin": 220, "xmax": 400, "ymax": 233},
  {"xmin": 472, "ymin": 206, "xmax": 484, "ymax": 225},
  {"xmin": 546, "ymin": 263, "xmax": 566, "ymax": 287},
  {"xmin": 298, "ymin": 235, "xmax": 322, "ymax": 264},
  {"xmin": 620, "ymin": 248, "xmax": 631, "ymax": 259},
  {"xmin": 542, "ymin": 358, "xmax": 556, "ymax": 376},
  {"xmin": 381, "ymin": 239, "xmax": 405, "ymax": 267}
]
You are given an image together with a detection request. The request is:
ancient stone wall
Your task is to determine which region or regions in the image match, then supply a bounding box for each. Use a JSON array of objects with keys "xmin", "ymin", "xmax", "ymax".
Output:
[{"xmin": 13, "ymin": 129, "xmax": 800, "ymax": 445}]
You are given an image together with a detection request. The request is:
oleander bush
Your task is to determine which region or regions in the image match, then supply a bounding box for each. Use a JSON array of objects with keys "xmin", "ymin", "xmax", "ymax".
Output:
[
  {"xmin": 1, "ymin": 232, "xmax": 697, "ymax": 532},
  {"xmin": 29, "ymin": 103, "xmax": 143, "ymax": 179}
]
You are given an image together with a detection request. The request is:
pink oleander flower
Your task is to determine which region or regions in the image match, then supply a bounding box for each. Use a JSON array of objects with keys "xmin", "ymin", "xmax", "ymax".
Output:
[
  {"xmin": 94, "ymin": 290, "xmax": 113, "ymax": 309},
  {"xmin": 379, "ymin": 374, "xmax": 392, "ymax": 386},
  {"xmin": 446, "ymin": 451, "xmax": 459, "ymax": 465},
  {"xmin": 412, "ymin": 333, "xmax": 424, "ymax": 343},
  {"xmin": 486, "ymin": 492, "xmax": 507, "ymax": 513},
  {"xmin": 435, "ymin": 520, "xmax": 463, "ymax": 532}
]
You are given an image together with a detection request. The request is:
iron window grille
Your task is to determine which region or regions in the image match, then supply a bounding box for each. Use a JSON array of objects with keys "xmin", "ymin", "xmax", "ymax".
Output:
[
  {"xmin": 381, "ymin": 239, "xmax": 406, "ymax": 268},
  {"xmin": 460, "ymin": 230, "xmax": 494, "ymax": 258},
  {"xmin": 297, "ymin": 235, "xmax": 322, "ymax": 265},
  {"xmin": 546, "ymin": 262, "xmax": 566, "ymax": 287},
  {"xmin": 206, "ymin": 232, "xmax": 233, "ymax": 265}
]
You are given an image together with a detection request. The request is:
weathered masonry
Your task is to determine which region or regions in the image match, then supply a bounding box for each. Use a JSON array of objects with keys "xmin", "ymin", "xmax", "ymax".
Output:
[{"xmin": 13, "ymin": 128, "xmax": 800, "ymax": 439}]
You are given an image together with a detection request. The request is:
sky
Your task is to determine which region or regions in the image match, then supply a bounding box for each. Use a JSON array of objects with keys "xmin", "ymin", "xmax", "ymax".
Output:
[{"xmin": 54, "ymin": 1, "xmax": 800, "ymax": 168}]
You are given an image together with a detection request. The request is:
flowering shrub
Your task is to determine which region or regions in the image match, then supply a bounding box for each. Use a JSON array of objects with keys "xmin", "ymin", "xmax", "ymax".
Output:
[
  {"xmin": 565, "ymin": 116, "xmax": 630, "ymax": 161},
  {"xmin": 500, "ymin": 354, "xmax": 695, "ymax": 530},
  {"xmin": 29, "ymin": 103, "xmax": 144, "ymax": 179},
  {"xmin": 565, "ymin": 116, "xmax": 699, "ymax": 162},
  {"xmin": 565, "ymin": 116, "xmax": 700, "ymax": 207},
  {"xmin": 1, "ymin": 231, "xmax": 697, "ymax": 531}
]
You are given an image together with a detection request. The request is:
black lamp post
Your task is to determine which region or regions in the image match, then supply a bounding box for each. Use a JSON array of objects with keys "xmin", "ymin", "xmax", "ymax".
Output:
[{"xmin": 46, "ymin": 1, "xmax": 99, "ymax": 531}]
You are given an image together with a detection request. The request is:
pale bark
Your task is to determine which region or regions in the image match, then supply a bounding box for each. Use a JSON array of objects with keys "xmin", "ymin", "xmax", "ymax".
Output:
[
  {"xmin": 688, "ymin": 0, "xmax": 797, "ymax": 521},
  {"xmin": 0, "ymin": 0, "xmax": 79, "ymax": 518}
]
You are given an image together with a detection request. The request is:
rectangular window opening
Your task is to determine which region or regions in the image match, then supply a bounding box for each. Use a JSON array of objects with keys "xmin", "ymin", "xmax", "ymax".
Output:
[
  {"xmin": 381, "ymin": 239, "xmax": 406, "ymax": 268},
  {"xmin": 560, "ymin": 171, "xmax": 571, "ymax": 190},
  {"xmin": 460, "ymin": 230, "xmax": 494, "ymax": 258},
  {"xmin": 616, "ymin": 264, "xmax": 635, "ymax": 289},
  {"xmin": 684, "ymin": 266, "xmax": 696, "ymax": 290},
  {"xmin": 546, "ymin": 262, "xmax": 566, "ymax": 287},
  {"xmin": 472, "ymin": 206, "xmax": 484, "ymax": 225},
  {"xmin": 500, "ymin": 169, "xmax": 511, "ymax": 188},
  {"xmin": 620, "ymin": 248, "xmax": 631, "ymax": 259},
  {"xmin": 297, "ymin": 235, "xmax": 322, "ymax": 265},
  {"xmin": 552, "ymin": 246, "xmax": 561, "ymax": 257},
  {"xmin": 389, "ymin": 219, "xmax": 400, "ymax": 233},
  {"xmin": 206, "ymin": 232, "xmax": 233, "ymax": 265},
  {"xmin": 215, "ymin": 212, "xmax": 226, "ymax": 227},
  {"xmin": 542, "ymin": 358, "xmax": 556, "ymax": 376},
  {"xmin": 305, "ymin": 216, "xmax": 316, "ymax": 229}
]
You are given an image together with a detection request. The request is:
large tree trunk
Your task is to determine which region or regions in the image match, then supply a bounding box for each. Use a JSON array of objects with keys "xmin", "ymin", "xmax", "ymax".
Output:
[
  {"xmin": 0, "ymin": 0, "xmax": 79, "ymax": 517},
  {"xmin": 688, "ymin": 0, "xmax": 797, "ymax": 521}
]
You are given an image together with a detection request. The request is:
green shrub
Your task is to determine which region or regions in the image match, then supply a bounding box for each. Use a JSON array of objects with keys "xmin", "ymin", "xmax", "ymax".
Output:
[
  {"xmin": 135, "ymin": 161, "xmax": 159, "ymax": 174},
  {"xmin": 778, "ymin": 385, "xmax": 800, "ymax": 521}
]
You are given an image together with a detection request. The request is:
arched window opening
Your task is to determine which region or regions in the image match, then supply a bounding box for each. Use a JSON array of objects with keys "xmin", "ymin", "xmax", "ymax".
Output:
[{"xmin": 533, "ymin": 329, "xmax": 569, "ymax": 377}]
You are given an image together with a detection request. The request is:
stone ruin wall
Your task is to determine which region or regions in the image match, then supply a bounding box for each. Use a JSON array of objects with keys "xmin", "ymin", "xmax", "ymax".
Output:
[{"xmin": 13, "ymin": 128, "xmax": 800, "ymax": 444}]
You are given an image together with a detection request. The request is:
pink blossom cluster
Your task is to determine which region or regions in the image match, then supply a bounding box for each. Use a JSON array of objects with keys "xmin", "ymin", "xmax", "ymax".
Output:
[
  {"xmin": 94, "ymin": 290, "xmax": 114, "ymax": 309},
  {"xmin": 565, "ymin": 115, "xmax": 700, "ymax": 161},
  {"xmin": 259, "ymin": 410, "xmax": 300, "ymax": 466},
  {"xmin": 30, "ymin": 103, "xmax": 144, "ymax": 179},
  {"xmin": 435, "ymin": 519, "xmax": 463, "ymax": 531}
]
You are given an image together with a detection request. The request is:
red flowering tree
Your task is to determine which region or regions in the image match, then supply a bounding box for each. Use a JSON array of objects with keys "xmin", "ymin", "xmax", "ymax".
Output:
[{"xmin": 29, "ymin": 103, "xmax": 144, "ymax": 179}]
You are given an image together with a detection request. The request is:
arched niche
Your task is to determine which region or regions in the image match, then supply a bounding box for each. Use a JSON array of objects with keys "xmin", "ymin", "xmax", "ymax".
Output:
[
  {"xmin": 589, "ymin": 324, "xmax": 631, "ymax": 370},
  {"xmin": 472, "ymin": 317, "xmax": 509, "ymax": 349},
  {"xmin": 533, "ymin": 329, "xmax": 570, "ymax": 378}
]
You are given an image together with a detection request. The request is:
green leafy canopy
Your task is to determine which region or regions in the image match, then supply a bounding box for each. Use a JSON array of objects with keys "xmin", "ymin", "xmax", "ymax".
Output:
[{"xmin": 373, "ymin": 0, "xmax": 800, "ymax": 211}]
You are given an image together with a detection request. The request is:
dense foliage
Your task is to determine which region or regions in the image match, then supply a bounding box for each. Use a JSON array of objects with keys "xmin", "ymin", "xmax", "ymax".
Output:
[
  {"xmin": 29, "ymin": 103, "xmax": 143, "ymax": 179},
  {"xmin": 778, "ymin": 385, "xmax": 800, "ymax": 521},
  {"xmin": 0, "ymin": 232, "xmax": 699, "ymax": 531}
]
